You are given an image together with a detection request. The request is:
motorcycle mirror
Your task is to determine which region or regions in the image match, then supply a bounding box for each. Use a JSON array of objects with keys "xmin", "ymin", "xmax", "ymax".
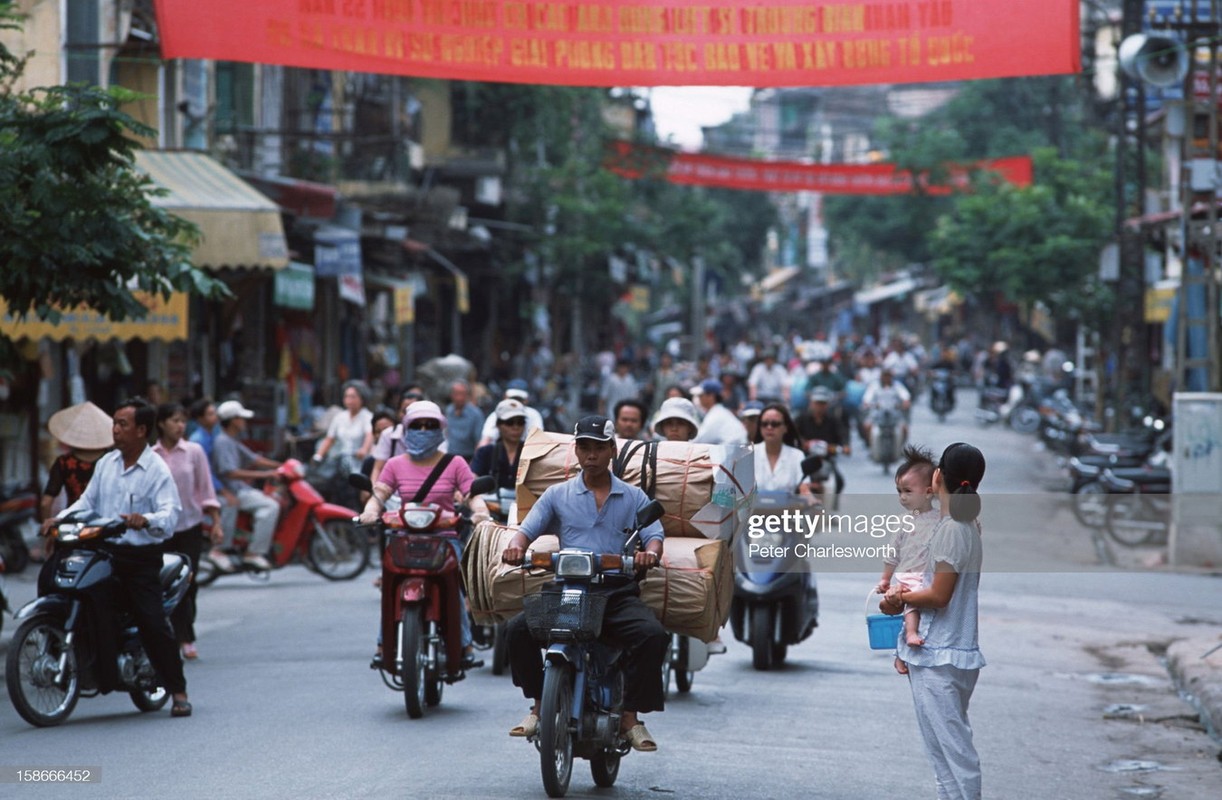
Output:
[
  {"xmin": 636, "ymin": 500, "xmax": 665, "ymax": 528},
  {"xmin": 469, "ymin": 475, "xmax": 496, "ymax": 497},
  {"xmin": 347, "ymin": 472, "xmax": 373, "ymax": 493},
  {"xmin": 800, "ymin": 455, "xmax": 823, "ymax": 476}
]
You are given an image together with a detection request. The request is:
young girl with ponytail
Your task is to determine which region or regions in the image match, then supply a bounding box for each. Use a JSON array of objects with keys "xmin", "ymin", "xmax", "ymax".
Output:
[{"xmin": 881, "ymin": 441, "xmax": 986, "ymax": 800}]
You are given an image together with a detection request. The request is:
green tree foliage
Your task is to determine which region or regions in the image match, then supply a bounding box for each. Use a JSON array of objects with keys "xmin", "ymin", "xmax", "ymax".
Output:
[
  {"xmin": 0, "ymin": 11, "xmax": 227, "ymax": 340},
  {"xmin": 932, "ymin": 146, "xmax": 1114, "ymax": 323}
]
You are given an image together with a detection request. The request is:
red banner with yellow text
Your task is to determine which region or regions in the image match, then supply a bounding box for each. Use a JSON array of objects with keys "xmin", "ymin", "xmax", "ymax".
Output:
[
  {"xmin": 152, "ymin": 0, "xmax": 1079, "ymax": 87},
  {"xmin": 604, "ymin": 141, "xmax": 1033, "ymax": 194}
]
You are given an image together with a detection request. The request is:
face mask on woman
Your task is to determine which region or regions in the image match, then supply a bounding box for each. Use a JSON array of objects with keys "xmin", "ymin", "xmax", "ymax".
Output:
[{"xmin": 404, "ymin": 428, "xmax": 445, "ymax": 458}]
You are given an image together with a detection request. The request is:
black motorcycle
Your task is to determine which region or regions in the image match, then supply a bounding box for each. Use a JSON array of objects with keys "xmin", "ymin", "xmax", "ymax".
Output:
[
  {"xmin": 928, "ymin": 368, "xmax": 955, "ymax": 422},
  {"xmin": 0, "ymin": 480, "xmax": 38, "ymax": 574},
  {"xmin": 5, "ymin": 513, "xmax": 191, "ymax": 727}
]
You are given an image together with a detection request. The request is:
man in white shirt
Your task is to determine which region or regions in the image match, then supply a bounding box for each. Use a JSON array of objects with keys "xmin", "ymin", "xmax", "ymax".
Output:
[
  {"xmin": 691, "ymin": 379, "xmax": 748, "ymax": 445},
  {"xmin": 478, "ymin": 379, "xmax": 544, "ymax": 447},
  {"xmin": 747, "ymin": 351, "xmax": 790, "ymax": 404},
  {"xmin": 861, "ymin": 369, "xmax": 912, "ymax": 444}
]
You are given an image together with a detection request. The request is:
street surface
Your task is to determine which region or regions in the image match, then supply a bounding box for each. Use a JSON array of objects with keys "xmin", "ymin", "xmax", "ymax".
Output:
[{"xmin": 0, "ymin": 396, "xmax": 1218, "ymax": 799}]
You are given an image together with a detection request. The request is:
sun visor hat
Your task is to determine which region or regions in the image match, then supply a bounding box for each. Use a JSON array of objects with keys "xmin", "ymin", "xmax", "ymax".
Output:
[
  {"xmin": 403, "ymin": 400, "xmax": 447, "ymax": 427},
  {"xmin": 573, "ymin": 415, "xmax": 615, "ymax": 442}
]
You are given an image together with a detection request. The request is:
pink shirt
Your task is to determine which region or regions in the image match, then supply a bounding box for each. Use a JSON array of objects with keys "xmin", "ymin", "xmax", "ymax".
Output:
[
  {"xmin": 153, "ymin": 438, "xmax": 221, "ymax": 532},
  {"xmin": 376, "ymin": 454, "xmax": 474, "ymax": 513}
]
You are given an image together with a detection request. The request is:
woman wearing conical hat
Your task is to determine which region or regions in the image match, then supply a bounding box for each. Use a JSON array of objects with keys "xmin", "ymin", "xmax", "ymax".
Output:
[{"xmin": 39, "ymin": 401, "xmax": 114, "ymax": 525}]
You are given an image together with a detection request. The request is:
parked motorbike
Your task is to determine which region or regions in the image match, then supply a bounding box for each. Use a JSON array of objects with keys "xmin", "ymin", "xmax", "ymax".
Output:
[
  {"xmin": 517, "ymin": 499, "xmax": 665, "ymax": 798},
  {"xmin": 0, "ymin": 552, "xmax": 9, "ymax": 638},
  {"xmin": 868, "ymin": 406, "xmax": 904, "ymax": 474},
  {"xmin": 196, "ymin": 458, "xmax": 367, "ymax": 586},
  {"xmin": 731, "ymin": 457, "xmax": 822, "ymax": 671},
  {"xmin": 1098, "ymin": 447, "xmax": 1172, "ymax": 548},
  {"xmin": 353, "ymin": 473, "xmax": 495, "ymax": 718},
  {"xmin": 0, "ymin": 481, "xmax": 39, "ymax": 574},
  {"xmin": 928, "ymin": 369, "xmax": 955, "ymax": 422},
  {"xmin": 5, "ymin": 513, "xmax": 191, "ymax": 727}
]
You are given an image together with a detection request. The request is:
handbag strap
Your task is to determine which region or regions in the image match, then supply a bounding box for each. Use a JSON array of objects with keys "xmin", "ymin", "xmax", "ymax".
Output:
[{"xmin": 411, "ymin": 454, "xmax": 455, "ymax": 504}]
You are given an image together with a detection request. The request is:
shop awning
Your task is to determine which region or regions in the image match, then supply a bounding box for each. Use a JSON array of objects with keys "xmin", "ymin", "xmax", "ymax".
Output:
[
  {"xmin": 133, "ymin": 151, "xmax": 289, "ymax": 271},
  {"xmin": 854, "ymin": 277, "xmax": 919, "ymax": 306},
  {"xmin": 238, "ymin": 171, "xmax": 339, "ymax": 219},
  {"xmin": 0, "ymin": 293, "xmax": 189, "ymax": 342},
  {"xmin": 755, "ymin": 266, "xmax": 803, "ymax": 296}
]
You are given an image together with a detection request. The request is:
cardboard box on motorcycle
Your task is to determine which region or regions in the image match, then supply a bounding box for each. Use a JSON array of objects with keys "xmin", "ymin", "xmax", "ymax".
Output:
[
  {"xmin": 462, "ymin": 522, "xmax": 735, "ymax": 643},
  {"xmin": 514, "ymin": 429, "xmax": 755, "ymax": 540}
]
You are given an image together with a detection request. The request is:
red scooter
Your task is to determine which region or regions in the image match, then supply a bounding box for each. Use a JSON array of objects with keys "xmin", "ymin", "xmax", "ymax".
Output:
[
  {"xmin": 197, "ymin": 459, "xmax": 368, "ymax": 585},
  {"xmin": 355, "ymin": 473, "xmax": 494, "ymax": 718}
]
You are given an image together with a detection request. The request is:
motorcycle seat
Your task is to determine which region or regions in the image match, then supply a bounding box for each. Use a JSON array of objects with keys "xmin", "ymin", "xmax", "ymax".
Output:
[
  {"xmin": 160, "ymin": 552, "xmax": 189, "ymax": 588},
  {"xmin": 1106, "ymin": 467, "xmax": 1171, "ymax": 487}
]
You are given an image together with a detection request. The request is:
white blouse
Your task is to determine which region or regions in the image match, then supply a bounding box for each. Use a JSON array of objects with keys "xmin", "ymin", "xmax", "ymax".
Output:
[{"xmin": 754, "ymin": 444, "xmax": 810, "ymax": 493}]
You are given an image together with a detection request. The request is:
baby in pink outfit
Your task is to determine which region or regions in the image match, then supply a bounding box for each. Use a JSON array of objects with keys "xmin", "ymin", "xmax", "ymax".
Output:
[{"xmin": 877, "ymin": 445, "xmax": 939, "ymax": 647}]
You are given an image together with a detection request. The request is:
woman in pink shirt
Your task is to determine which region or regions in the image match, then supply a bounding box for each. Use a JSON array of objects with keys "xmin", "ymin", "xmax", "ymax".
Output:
[
  {"xmin": 360, "ymin": 401, "xmax": 489, "ymax": 666},
  {"xmin": 154, "ymin": 403, "xmax": 222, "ymax": 660}
]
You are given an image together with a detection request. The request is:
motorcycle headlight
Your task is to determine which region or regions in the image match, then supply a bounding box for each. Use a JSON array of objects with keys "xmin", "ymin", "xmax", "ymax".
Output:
[
  {"xmin": 555, "ymin": 552, "xmax": 595, "ymax": 578},
  {"xmin": 400, "ymin": 509, "xmax": 438, "ymax": 530},
  {"xmin": 56, "ymin": 523, "xmax": 84, "ymax": 543}
]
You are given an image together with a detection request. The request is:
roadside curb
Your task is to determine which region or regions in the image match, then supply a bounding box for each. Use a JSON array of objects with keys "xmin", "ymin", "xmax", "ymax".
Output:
[{"xmin": 1166, "ymin": 635, "xmax": 1222, "ymax": 743}]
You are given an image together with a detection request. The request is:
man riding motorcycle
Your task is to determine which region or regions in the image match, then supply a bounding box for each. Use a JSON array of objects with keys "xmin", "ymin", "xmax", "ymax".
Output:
[
  {"xmin": 40, "ymin": 398, "xmax": 191, "ymax": 717},
  {"xmin": 501, "ymin": 415, "xmax": 667, "ymax": 753},
  {"xmin": 861, "ymin": 369, "xmax": 912, "ymax": 445}
]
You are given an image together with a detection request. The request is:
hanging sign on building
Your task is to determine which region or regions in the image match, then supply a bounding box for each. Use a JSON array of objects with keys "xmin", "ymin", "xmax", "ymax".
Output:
[
  {"xmin": 153, "ymin": 0, "xmax": 1079, "ymax": 87},
  {"xmin": 0, "ymin": 293, "xmax": 190, "ymax": 342},
  {"xmin": 605, "ymin": 141, "xmax": 1033, "ymax": 195}
]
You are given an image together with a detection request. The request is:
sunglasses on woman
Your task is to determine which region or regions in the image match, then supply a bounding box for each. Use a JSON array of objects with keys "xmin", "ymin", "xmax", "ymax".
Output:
[
  {"xmin": 408, "ymin": 420, "xmax": 441, "ymax": 431},
  {"xmin": 759, "ymin": 420, "xmax": 785, "ymax": 429}
]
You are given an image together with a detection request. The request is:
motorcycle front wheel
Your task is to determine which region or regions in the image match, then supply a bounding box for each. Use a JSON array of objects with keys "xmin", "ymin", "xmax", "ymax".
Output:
[
  {"xmin": 6, "ymin": 614, "xmax": 79, "ymax": 727},
  {"xmin": 400, "ymin": 614, "xmax": 426, "ymax": 718},
  {"xmin": 751, "ymin": 605, "xmax": 775, "ymax": 671},
  {"xmin": 130, "ymin": 686, "xmax": 169, "ymax": 712},
  {"xmin": 590, "ymin": 748, "xmax": 621, "ymax": 788},
  {"xmin": 539, "ymin": 662, "xmax": 574, "ymax": 798},
  {"xmin": 1010, "ymin": 406, "xmax": 1041, "ymax": 434},
  {"xmin": 307, "ymin": 519, "xmax": 369, "ymax": 580}
]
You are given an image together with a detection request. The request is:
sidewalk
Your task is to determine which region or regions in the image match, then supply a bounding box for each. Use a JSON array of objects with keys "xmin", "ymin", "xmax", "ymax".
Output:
[{"xmin": 1166, "ymin": 634, "xmax": 1222, "ymax": 743}]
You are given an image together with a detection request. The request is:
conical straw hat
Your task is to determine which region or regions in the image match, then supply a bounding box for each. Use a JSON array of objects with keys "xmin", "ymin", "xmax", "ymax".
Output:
[{"xmin": 47, "ymin": 401, "xmax": 114, "ymax": 450}]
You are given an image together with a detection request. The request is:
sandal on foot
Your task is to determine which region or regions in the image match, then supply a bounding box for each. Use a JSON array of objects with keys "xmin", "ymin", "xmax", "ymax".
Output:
[
  {"xmin": 509, "ymin": 712, "xmax": 538, "ymax": 737},
  {"xmin": 180, "ymin": 643, "xmax": 199, "ymax": 660},
  {"xmin": 171, "ymin": 699, "xmax": 192, "ymax": 718},
  {"xmin": 623, "ymin": 723, "xmax": 657, "ymax": 752}
]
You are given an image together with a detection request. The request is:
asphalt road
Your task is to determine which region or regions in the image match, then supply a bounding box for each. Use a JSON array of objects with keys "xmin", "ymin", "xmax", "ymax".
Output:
[{"xmin": 0, "ymin": 394, "xmax": 1217, "ymax": 799}]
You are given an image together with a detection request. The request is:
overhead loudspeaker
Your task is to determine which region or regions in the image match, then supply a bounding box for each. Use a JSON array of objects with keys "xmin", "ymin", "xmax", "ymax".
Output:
[{"xmin": 1118, "ymin": 34, "xmax": 1190, "ymax": 88}]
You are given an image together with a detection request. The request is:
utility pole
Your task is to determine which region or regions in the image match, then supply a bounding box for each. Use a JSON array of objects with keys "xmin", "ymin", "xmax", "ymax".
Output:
[{"xmin": 1155, "ymin": 1, "xmax": 1222, "ymax": 392}]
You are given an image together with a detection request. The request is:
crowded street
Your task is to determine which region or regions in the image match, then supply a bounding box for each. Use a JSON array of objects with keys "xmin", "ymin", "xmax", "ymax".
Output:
[{"xmin": 1, "ymin": 397, "xmax": 1215, "ymax": 799}]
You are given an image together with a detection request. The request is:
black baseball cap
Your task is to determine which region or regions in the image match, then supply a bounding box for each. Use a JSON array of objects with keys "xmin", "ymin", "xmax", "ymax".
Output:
[{"xmin": 573, "ymin": 415, "xmax": 616, "ymax": 442}]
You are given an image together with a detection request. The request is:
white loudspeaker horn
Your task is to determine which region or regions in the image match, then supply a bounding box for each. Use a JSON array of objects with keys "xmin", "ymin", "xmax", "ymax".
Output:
[{"xmin": 1118, "ymin": 34, "xmax": 1190, "ymax": 88}]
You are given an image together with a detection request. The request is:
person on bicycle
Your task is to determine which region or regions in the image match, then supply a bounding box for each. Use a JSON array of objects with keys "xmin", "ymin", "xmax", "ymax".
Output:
[{"xmin": 501, "ymin": 415, "xmax": 667, "ymax": 752}]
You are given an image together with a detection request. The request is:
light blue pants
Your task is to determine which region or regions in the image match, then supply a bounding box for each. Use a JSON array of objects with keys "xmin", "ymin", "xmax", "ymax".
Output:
[{"xmin": 907, "ymin": 664, "xmax": 981, "ymax": 800}]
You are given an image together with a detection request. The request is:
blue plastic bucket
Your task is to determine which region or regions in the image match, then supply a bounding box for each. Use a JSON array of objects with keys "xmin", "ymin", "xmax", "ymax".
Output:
[{"xmin": 866, "ymin": 590, "xmax": 903, "ymax": 650}]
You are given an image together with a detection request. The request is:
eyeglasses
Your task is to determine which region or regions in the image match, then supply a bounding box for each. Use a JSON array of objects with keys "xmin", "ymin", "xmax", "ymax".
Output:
[
  {"xmin": 759, "ymin": 420, "xmax": 785, "ymax": 429},
  {"xmin": 499, "ymin": 417, "xmax": 526, "ymax": 427},
  {"xmin": 408, "ymin": 420, "xmax": 441, "ymax": 431},
  {"xmin": 402, "ymin": 392, "xmax": 424, "ymax": 401}
]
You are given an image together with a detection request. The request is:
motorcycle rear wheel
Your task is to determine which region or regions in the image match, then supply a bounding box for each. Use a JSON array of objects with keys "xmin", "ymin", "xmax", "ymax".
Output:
[
  {"xmin": 751, "ymin": 605, "xmax": 774, "ymax": 671},
  {"xmin": 130, "ymin": 686, "xmax": 169, "ymax": 712},
  {"xmin": 674, "ymin": 636, "xmax": 694, "ymax": 692},
  {"xmin": 400, "ymin": 615, "xmax": 426, "ymax": 719},
  {"xmin": 6, "ymin": 614, "xmax": 79, "ymax": 727},
  {"xmin": 539, "ymin": 662, "xmax": 574, "ymax": 798},
  {"xmin": 590, "ymin": 749, "xmax": 621, "ymax": 787},
  {"xmin": 307, "ymin": 519, "xmax": 369, "ymax": 581}
]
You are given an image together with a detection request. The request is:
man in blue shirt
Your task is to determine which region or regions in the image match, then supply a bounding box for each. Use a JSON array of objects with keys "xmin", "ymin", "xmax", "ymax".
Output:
[
  {"xmin": 443, "ymin": 380, "xmax": 484, "ymax": 461},
  {"xmin": 501, "ymin": 415, "xmax": 667, "ymax": 752}
]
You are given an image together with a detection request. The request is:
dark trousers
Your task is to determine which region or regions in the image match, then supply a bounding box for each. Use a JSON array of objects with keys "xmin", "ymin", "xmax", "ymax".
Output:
[
  {"xmin": 164, "ymin": 526, "xmax": 204, "ymax": 644},
  {"xmin": 111, "ymin": 547, "xmax": 187, "ymax": 695},
  {"xmin": 507, "ymin": 583, "xmax": 669, "ymax": 714}
]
